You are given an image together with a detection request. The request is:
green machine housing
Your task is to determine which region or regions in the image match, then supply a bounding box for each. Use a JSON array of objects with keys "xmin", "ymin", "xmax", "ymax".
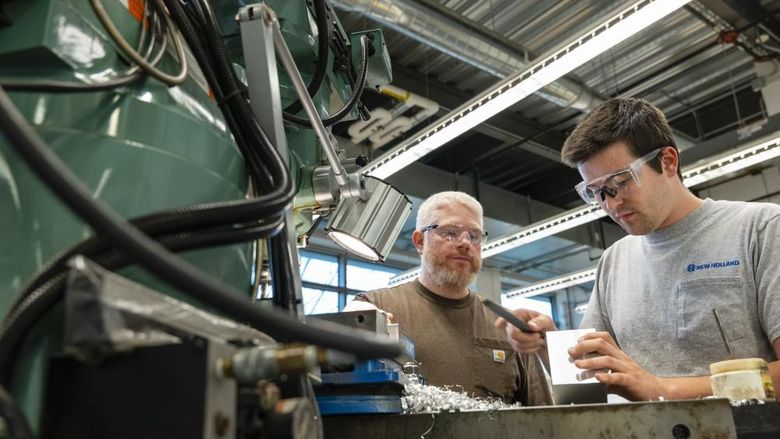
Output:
[{"xmin": 0, "ymin": 0, "xmax": 391, "ymax": 432}]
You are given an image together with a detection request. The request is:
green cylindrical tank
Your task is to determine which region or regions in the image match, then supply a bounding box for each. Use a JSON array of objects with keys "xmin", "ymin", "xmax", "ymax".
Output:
[
  {"xmin": 0, "ymin": 0, "xmax": 380, "ymax": 431},
  {"xmin": 0, "ymin": 0, "xmax": 253, "ymax": 430}
]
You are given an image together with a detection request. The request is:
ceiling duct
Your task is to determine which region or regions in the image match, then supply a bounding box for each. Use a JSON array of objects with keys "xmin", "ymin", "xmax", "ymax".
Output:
[{"xmin": 331, "ymin": 0, "xmax": 603, "ymax": 111}]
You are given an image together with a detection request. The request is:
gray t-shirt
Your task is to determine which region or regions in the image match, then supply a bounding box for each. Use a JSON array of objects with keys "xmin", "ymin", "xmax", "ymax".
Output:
[{"xmin": 581, "ymin": 199, "xmax": 780, "ymax": 376}]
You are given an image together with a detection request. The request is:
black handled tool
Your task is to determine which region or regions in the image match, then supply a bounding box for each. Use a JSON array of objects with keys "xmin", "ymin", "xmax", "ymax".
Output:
[{"xmin": 482, "ymin": 298, "xmax": 544, "ymax": 337}]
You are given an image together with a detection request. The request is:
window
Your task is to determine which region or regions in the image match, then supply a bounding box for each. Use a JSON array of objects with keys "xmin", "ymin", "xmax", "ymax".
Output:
[
  {"xmin": 346, "ymin": 260, "xmax": 401, "ymax": 291},
  {"xmin": 299, "ymin": 249, "xmax": 405, "ymax": 315},
  {"xmin": 302, "ymin": 288, "xmax": 340, "ymax": 314},
  {"xmin": 300, "ymin": 252, "xmax": 339, "ymax": 286}
]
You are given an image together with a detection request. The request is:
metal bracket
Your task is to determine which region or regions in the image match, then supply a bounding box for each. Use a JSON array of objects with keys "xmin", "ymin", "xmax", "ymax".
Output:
[{"xmin": 238, "ymin": 3, "xmax": 304, "ymax": 316}]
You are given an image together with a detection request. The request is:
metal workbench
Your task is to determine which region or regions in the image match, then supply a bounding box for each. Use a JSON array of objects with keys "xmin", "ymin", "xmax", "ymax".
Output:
[{"xmin": 323, "ymin": 399, "xmax": 780, "ymax": 438}]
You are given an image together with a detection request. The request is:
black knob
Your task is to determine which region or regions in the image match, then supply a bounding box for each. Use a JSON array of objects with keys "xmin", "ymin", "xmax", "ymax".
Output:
[{"xmin": 355, "ymin": 155, "xmax": 369, "ymax": 167}]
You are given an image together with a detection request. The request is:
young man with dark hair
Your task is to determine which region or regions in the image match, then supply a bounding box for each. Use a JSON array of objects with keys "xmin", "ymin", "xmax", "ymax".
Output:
[{"xmin": 501, "ymin": 97, "xmax": 780, "ymax": 401}]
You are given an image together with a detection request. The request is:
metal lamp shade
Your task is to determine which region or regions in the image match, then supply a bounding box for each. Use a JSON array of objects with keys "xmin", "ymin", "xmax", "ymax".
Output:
[{"xmin": 326, "ymin": 176, "xmax": 411, "ymax": 262}]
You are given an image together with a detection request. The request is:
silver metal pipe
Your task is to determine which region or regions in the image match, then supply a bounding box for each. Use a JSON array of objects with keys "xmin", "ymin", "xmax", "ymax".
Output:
[
  {"xmin": 268, "ymin": 10, "xmax": 350, "ymax": 188},
  {"xmin": 331, "ymin": 0, "xmax": 603, "ymax": 111}
]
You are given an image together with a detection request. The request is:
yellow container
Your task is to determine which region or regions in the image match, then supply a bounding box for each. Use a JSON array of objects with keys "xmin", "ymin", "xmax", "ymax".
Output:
[{"xmin": 709, "ymin": 358, "xmax": 775, "ymax": 401}]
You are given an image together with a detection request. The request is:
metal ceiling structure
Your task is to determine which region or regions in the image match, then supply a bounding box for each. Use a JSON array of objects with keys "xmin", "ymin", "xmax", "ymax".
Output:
[{"xmin": 317, "ymin": 0, "xmax": 780, "ymax": 304}]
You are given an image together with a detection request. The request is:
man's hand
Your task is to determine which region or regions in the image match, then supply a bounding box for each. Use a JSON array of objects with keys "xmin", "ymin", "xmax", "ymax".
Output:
[
  {"xmin": 494, "ymin": 309, "xmax": 555, "ymax": 355},
  {"xmin": 570, "ymin": 332, "xmax": 667, "ymax": 401}
]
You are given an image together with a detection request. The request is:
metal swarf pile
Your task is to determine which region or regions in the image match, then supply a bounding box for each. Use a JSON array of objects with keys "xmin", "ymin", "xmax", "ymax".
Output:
[{"xmin": 401, "ymin": 374, "xmax": 520, "ymax": 413}]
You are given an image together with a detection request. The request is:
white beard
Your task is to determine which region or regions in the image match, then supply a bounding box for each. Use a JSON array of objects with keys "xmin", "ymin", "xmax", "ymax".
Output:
[{"xmin": 423, "ymin": 250, "xmax": 480, "ymax": 290}]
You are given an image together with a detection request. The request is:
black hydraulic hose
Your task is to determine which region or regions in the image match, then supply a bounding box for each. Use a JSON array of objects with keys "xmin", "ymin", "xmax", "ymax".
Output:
[
  {"xmin": 0, "ymin": 385, "xmax": 33, "ymax": 439},
  {"xmin": 173, "ymin": 0, "xmax": 298, "ymax": 202},
  {"xmin": 157, "ymin": 0, "xmax": 272, "ymax": 189},
  {"xmin": 193, "ymin": 0, "xmax": 241, "ymax": 92},
  {"xmin": 282, "ymin": 35, "xmax": 370, "ymax": 128},
  {"xmin": 20, "ymin": 215, "xmax": 284, "ymax": 299},
  {"xmin": 0, "ymin": 221, "xmax": 284, "ymax": 386},
  {"xmin": 187, "ymin": 0, "xmax": 291, "ymax": 190},
  {"xmin": 164, "ymin": 0, "xmax": 281, "ymax": 191},
  {"xmin": 90, "ymin": 221, "xmax": 285, "ymax": 275},
  {"xmin": 130, "ymin": 204, "xmax": 284, "ymax": 235},
  {"xmin": 163, "ymin": 1, "xmax": 264, "ymax": 171},
  {"xmin": 0, "ymin": 273, "xmax": 67, "ymax": 386},
  {"xmin": 283, "ymin": 0, "xmax": 329, "ymax": 115},
  {"xmin": 21, "ymin": 204, "xmax": 287, "ymax": 298},
  {"xmin": 0, "ymin": 88, "xmax": 401, "ymax": 360},
  {"xmin": 269, "ymin": 228, "xmax": 301, "ymax": 315},
  {"xmin": 18, "ymin": 222, "xmax": 271, "ymax": 305},
  {"xmin": 184, "ymin": 0, "xmax": 275, "ymax": 167},
  {"xmin": 12, "ymin": 0, "xmax": 301, "ymax": 312}
]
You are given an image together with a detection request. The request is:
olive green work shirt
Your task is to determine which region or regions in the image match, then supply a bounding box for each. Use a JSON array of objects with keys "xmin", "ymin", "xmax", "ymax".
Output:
[{"xmin": 356, "ymin": 280, "xmax": 552, "ymax": 406}]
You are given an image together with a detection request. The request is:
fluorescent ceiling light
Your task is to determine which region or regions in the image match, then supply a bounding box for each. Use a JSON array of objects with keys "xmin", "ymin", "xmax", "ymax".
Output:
[
  {"xmin": 504, "ymin": 268, "xmax": 597, "ymax": 299},
  {"xmin": 481, "ymin": 205, "xmax": 606, "ymax": 258},
  {"xmin": 682, "ymin": 133, "xmax": 780, "ymax": 187},
  {"xmin": 388, "ymin": 131, "xmax": 780, "ymax": 286},
  {"xmin": 366, "ymin": 0, "xmax": 691, "ymax": 180}
]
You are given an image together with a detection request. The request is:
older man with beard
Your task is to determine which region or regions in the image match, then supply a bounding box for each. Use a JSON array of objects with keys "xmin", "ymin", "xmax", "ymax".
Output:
[{"xmin": 351, "ymin": 191, "xmax": 551, "ymax": 405}]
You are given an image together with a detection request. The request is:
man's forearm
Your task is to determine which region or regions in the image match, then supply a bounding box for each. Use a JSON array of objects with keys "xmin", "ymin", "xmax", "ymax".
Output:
[{"xmin": 658, "ymin": 375, "xmax": 712, "ymax": 400}]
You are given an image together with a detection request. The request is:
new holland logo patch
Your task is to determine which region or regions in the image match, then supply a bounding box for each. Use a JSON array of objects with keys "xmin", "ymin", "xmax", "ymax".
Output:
[
  {"xmin": 686, "ymin": 259, "xmax": 740, "ymax": 273},
  {"xmin": 493, "ymin": 349, "xmax": 506, "ymax": 363}
]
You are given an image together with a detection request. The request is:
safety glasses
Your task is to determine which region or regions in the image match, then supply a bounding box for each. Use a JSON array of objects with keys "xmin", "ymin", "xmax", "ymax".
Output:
[
  {"xmin": 420, "ymin": 223, "xmax": 487, "ymax": 246},
  {"xmin": 575, "ymin": 148, "xmax": 662, "ymax": 205}
]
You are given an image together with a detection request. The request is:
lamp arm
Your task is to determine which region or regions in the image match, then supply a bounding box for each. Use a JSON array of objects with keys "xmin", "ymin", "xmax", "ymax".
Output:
[{"xmin": 267, "ymin": 7, "xmax": 350, "ymax": 188}]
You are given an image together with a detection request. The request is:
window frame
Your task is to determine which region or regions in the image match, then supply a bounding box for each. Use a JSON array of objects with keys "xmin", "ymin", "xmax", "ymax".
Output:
[{"xmin": 299, "ymin": 249, "xmax": 405, "ymax": 314}]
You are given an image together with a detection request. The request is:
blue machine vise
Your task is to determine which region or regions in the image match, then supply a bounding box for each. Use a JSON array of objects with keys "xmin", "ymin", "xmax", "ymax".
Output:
[
  {"xmin": 316, "ymin": 359, "xmax": 408, "ymax": 415},
  {"xmin": 309, "ymin": 310, "xmax": 421, "ymax": 415}
]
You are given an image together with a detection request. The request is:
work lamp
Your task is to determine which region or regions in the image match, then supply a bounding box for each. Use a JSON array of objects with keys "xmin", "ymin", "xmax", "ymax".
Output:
[{"xmin": 326, "ymin": 176, "xmax": 411, "ymax": 262}]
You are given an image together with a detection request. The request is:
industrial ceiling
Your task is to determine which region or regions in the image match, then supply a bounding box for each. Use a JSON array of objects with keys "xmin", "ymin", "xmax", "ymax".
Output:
[{"xmin": 310, "ymin": 0, "xmax": 780, "ymax": 297}]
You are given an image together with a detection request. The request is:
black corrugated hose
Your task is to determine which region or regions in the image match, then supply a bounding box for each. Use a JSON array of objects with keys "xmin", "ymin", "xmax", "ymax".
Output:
[
  {"xmin": 0, "ymin": 385, "xmax": 32, "ymax": 439},
  {"xmin": 0, "ymin": 0, "xmax": 403, "ymax": 431},
  {"xmin": 0, "ymin": 221, "xmax": 283, "ymax": 386},
  {"xmin": 158, "ymin": 0, "xmax": 278, "ymax": 190},
  {"xmin": 17, "ymin": 214, "xmax": 284, "ymax": 305},
  {"xmin": 0, "ymin": 85, "xmax": 399, "ymax": 360},
  {"xmin": 282, "ymin": 0, "xmax": 329, "ymax": 115},
  {"xmin": 282, "ymin": 34, "xmax": 370, "ymax": 128}
]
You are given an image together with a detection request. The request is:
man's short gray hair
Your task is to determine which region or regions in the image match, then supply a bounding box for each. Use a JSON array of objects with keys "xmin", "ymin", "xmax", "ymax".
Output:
[{"xmin": 415, "ymin": 191, "xmax": 484, "ymax": 230}]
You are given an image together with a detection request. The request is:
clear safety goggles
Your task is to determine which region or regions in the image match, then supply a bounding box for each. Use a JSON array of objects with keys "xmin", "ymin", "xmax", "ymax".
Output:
[
  {"xmin": 575, "ymin": 148, "xmax": 662, "ymax": 205},
  {"xmin": 420, "ymin": 223, "xmax": 487, "ymax": 246}
]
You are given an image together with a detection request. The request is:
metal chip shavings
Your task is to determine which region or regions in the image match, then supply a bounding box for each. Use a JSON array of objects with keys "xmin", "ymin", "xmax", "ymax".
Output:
[
  {"xmin": 729, "ymin": 398, "xmax": 767, "ymax": 407},
  {"xmin": 402, "ymin": 374, "xmax": 520, "ymax": 413},
  {"xmin": 702, "ymin": 396, "xmax": 768, "ymax": 406}
]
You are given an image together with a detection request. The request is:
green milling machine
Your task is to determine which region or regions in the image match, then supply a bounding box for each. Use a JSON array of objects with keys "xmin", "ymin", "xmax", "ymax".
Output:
[{"xmin": 0, "ymin": 0, "xmax": 410, "ymax": 437}]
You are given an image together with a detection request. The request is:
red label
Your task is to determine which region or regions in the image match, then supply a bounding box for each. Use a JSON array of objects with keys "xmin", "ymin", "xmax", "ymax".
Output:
[{"xmin": 128, "ymin": 0, "xmax": 145, "ymax": 22}]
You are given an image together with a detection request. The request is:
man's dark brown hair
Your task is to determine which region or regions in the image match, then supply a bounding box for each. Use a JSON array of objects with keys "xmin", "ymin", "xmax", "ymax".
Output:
[{"xmin": 561, "ymin": 98, "xmax": 683, "ymax": 180}]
